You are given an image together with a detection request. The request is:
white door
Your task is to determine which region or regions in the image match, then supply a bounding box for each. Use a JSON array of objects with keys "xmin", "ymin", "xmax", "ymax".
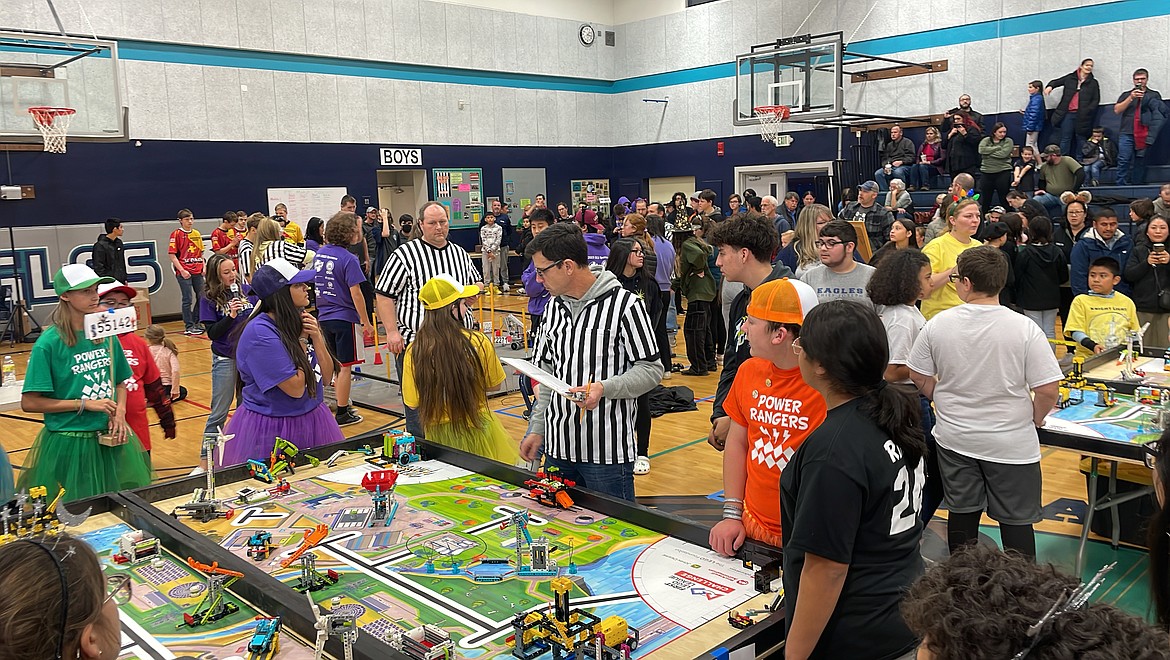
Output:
[{"xmin": 740, "ymin": 171, "xmax": 787, "ymax": 200}]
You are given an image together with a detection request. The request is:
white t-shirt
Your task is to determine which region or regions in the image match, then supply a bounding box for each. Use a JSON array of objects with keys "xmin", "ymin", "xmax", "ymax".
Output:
[
  {"xmin": 907, "ymin": 304, "xmax": 1062, "ymax": 464},
  {"xmin": 876, "ymin": 304, "xmax": 925, "ymax": 385}
]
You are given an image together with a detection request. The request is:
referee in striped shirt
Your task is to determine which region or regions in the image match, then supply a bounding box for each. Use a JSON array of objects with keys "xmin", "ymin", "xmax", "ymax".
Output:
[
  {"xmin": 519, "ymin": 222, "xmax": 662, "ymax": 501},
  {"xmin": 374, "ymin": 201, "xmax": 482, "ymax": 437}
]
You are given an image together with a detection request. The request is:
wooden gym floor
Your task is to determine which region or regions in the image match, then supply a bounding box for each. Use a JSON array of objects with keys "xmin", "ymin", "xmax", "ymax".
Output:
[{"xmin": 0, "ymin": 293, "xmax": 1154, "ymax": 617}]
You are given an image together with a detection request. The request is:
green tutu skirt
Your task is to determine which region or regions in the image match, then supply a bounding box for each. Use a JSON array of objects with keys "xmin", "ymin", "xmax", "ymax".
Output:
[
  {"xmin": 426, "ymin": 410, "xmax": 520, "ymax": 466},
  {"xmin": 17, "ymin": 428, "xmax": 153, "ymax": 502}
]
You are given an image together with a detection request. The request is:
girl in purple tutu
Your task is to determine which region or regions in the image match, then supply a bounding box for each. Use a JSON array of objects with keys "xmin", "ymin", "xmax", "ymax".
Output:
[{"xmin": 220, "ymin": 258, "xmax": 343, "ymax": 466}]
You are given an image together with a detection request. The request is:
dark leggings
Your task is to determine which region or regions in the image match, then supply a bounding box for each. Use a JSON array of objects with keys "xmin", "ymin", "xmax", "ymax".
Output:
[
  {"xmin": 684, "ymin": 300, "xmax": 713, "ymax": 372},
  {"xmin": 979, "ymin": 170, "xmax": 1012, "ymax": 215},
  {"xmin": 948, "ymin": 511, "xmax": 1036, "ymax": 561},
  {"xmin": 655, "ymin": 290, "xmax": 672, "ymax": 373},
  {"xmin": 635, "ymin": 392, "xmax": 651, "ymax": 457},
  {"xmin": 917, "ymin": 394, "xmax": 943, "ymax": 525},
  {"xmin": 708, "ymin": 283, "xmax": 725, "ymax": 357}
]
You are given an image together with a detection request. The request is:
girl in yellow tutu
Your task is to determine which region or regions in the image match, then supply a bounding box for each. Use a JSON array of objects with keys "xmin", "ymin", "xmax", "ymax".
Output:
[{"xmin": 402, "ymin": 275, "xmax": 519, "ymax": 465}]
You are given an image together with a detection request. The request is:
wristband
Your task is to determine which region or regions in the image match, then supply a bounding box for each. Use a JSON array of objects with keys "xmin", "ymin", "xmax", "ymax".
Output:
[
  {"xmin": 1080, "ymin": 337, "xmax": 1098, "ymax": 351},
  {"xmin": 722, "ymin": 510, "xmax": 743, "ymax": 521},
  {"xmin": 723, "ymin": 497, "xmax": 744, "ymax": 505}
]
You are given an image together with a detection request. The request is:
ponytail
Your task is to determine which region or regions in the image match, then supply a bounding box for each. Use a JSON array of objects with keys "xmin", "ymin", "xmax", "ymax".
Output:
[
  {"xmin": 860, "ymin": 382, "xmax": 925, "ymax": 467},
  {"xmin": 144, "ymin": 324, "xmax": 179, "ymax": 356}
]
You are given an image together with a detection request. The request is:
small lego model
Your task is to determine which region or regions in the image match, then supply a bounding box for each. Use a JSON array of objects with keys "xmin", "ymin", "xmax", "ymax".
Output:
[
  {"xmin": 326, "ymin": 444, "xmax": 375, "ymax": 467},
  {"xmin": 171, "ymin": 500, "xmax": 233, "ymax": 524},
  {"xmin": 181, "ymin": 558, "xmax": 243, "ymax": 628},
  {"xmin": 246, "ymin": 616, "xmax": 282, "ymax": 660},
  {"xmin": 270, "ymin": 437, "xmax": 321, "ymax": 477},
  {"xmin": 500, "ymin": 510, "xmax": 558, "ymax": 577},
  {"xmin": 1136, "ymin": 386, "xmax": 1170, "ymax": 406},
  {"xmin": 727, "ymin": 610, "xmax": 755, "ymax": 629},
  {"xmin": 247, "ymin": 459, "xmax": 276, "ymax": 484},
  {"xmin": 385, "ymin": 430, "xmax": 421, "ymax": 466},
  {"xmin": 113, "ymin": 530, "xmax": 160, "ymax": 564},
  {"xmin": 388, "ymin": 624, "xmax": 455, "ymax": 660},
  {"xmin": 269, "ymin": 479, "xmax": 292, "ymax": 497},
  {"xmin": 308, "ymin": 591, "xmax": 358, "ymax": 660},
  {"xmin": 235, "ymin": 486, "xmax": 271, "ymax": 505},
  {"xmin": 524, "ymin": 468, "xmax": 576, "ymax": 509},
  {"xmin": 280, "ymin": 524, "xmax": 330, "ymax": 569},
  {"xmin": 293, "ymin": 551, "xmax": 341, "ymax": 593},
  {"xmin": 361, "ymin": 470, "xmax": 399, "ymax": 527},
  {"xmin": 1091, "ymin": 383, "xmax": 1117, "ymax": 408},
  {"xmin": 510, "ymin": 576, "xmax": 638, "ymax": 660},
  {"xmin": 246, "ymin": 531, "xmax": 276, "ymax": 561}
]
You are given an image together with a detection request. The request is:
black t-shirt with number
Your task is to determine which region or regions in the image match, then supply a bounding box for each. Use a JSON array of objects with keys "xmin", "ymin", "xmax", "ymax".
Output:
[{"xmin": 779, "ymin": 397, "xmax": 923, "ymax": 660}]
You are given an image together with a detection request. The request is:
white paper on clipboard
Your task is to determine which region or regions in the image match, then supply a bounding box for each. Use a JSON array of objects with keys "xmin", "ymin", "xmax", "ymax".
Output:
[{"xmin": 501, "ymin": 357, "xmax": 585, "ymax": 401}]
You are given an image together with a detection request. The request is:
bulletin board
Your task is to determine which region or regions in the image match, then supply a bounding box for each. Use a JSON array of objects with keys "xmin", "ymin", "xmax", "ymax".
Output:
[
  {"xmin": 571, "ymin": 179, "xmax": 610, "ymax": 213},
  {"xmin": 266, "ymin": 187, "xmax": 348, "ymax": 226},
  {"xmin": 432, "ymin": 168, "xmax": 483, "ymax": 228}
]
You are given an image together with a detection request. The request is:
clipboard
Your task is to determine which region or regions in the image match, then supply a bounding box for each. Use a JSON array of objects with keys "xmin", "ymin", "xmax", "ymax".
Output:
[{"xmin": 501, "ymin": 357, "xmax": 586, "ymax": 402}]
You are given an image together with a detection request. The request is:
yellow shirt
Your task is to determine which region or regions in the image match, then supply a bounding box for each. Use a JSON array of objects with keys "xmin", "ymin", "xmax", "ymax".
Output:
[
  {"xmin": 921, "ymin": 232, "xmax": 982, "ymax": 320},
  {"xmin": 402, "ymin": 329, "xmax": 505, "ymax": 414},
  {"xmin": 283, "ymin": 220, "xmax": 304, "ymax": 244},
  {"xmin": 1065, "ymin": 291, "xmax": 1141, "ymax": 358}
]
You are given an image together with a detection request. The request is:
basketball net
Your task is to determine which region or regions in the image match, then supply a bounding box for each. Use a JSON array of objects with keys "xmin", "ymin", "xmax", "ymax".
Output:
[
  {"xmin": 28, "ymin": 107, "xmax": 76, "ymax": 154},
  {"xmin": 754, "ymin": 105, "xmax": 791, "ymax": 147}
]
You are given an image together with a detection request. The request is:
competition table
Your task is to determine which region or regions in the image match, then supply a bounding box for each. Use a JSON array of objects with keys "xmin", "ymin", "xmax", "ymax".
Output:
[
  {"xmin": 127, "ymin": 433, "xmax": 786, "ymax": 660},
  {"xmin": 1038, "ymin": 349, "xmax": 1164, "ymax": 575}
]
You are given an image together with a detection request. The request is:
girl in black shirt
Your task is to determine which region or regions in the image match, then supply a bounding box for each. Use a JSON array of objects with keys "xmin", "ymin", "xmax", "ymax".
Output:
[{"xmin": 781, "ymin": 300, "xmax": 926, "ymax": 660}]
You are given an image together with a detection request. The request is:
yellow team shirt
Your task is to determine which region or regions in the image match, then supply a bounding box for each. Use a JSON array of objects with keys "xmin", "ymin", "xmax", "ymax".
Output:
[
  {"xmin": 402, "ymin": 329, "xmax": 506, "ymax": 415},
  {"xmin": 921, "ymin": 232, "xmax": 982, "ymax": 320},
  {"xmin": 1065, "ymin": 291, "xmax": 1141, "ymax": 358},
  {"xmin": 283, "ymin": 220, "xmax": 304, "ymax": 244}
]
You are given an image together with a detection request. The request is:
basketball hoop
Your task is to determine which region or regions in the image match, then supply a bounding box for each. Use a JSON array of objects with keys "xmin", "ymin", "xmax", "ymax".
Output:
[
  {"xmin": 28, "ymin": 107, "xmax": 77, "ymax": 154},
  {"xmin": 754, "ymin": 105, "xmax": 791, "ymax": 147}
]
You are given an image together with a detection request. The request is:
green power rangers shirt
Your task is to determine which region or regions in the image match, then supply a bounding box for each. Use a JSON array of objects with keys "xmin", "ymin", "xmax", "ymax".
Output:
[{"xmin": 23, "ymin": 327, "xmax": 131, "ymax": 432}]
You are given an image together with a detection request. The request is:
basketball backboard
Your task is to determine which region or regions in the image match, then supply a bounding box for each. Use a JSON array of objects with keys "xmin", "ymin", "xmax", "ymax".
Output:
[
  {"xmin": 734, "ymin": 32, "xmax": 843, "ymax": 125},
  {"xmin": 0, "ymin": 31, "xmax": 125, "ymax": 141}
]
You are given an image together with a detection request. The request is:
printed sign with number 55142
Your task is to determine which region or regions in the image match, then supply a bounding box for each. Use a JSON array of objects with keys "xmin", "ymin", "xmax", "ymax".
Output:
[{"xmin": 84, "ymin": 307, "xmax": 138, "ymax": 340}]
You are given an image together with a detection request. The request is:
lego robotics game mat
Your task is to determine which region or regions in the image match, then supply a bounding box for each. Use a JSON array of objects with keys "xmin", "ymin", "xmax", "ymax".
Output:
[{"xmin": 148, "ymin": 456, "xmax": 760, "ymax": 658}]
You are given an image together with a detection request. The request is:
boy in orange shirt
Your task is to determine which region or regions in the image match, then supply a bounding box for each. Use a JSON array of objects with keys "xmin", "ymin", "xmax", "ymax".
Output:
[{"xmin": 710, "ymin": 278, "xmax": 826, "ymax": 556}]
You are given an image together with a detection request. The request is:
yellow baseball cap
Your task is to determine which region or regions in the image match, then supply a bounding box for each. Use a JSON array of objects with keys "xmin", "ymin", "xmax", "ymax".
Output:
[
  {"xmin": 419, "ymin": 274, "xmax": 480, "ymax": 310},
  {"xmin": 746, "ymin": 278, "xmax": 819, "ymax": 325}
]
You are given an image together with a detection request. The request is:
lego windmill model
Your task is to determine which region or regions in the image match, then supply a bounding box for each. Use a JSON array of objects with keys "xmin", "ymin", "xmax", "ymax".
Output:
[{"xmin": 307, "ymin": 591, "xmax": 358, "ymax": 660}]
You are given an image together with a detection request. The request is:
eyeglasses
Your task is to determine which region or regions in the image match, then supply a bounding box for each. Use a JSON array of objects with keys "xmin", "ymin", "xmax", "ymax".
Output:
[
  {"xmin": 100, "ymin": 298, "xmax": 132, "ymax": 309},
  {"xmin": 814, "ymin": 239, "xmax": 844, "ymax": 249},
  {"xmin": 104, "ymin": 573, "xmax": 132, "ymax": 605},
  {"xmin": 630, "ymin": 249, "xmax": 644, "ymax": 255},
  {"xmin": 791, "ymin": 337, "xmax": 803, "ymax": 355},
  {"xmin": 948, "ymin": 272, "xmax": 963, "ymax": 282},
  {"xmin": 534, "ymin": 260, "xmax": 565, "ymax": 277}
]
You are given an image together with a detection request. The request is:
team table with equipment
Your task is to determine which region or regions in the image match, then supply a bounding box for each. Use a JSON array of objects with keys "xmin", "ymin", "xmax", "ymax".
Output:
[{"xmin": 110, "ymin": 430, "xmax": 785, "ymax": 660}]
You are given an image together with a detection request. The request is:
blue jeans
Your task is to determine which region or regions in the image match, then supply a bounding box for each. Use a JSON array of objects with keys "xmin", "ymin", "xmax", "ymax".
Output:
[
  {"xmin": 1058, "ymin": 119, "xmax": 1082, "ymax": 162},
  {"xmin": 1116, "ymin": 133, "xmax": 1145, "ymax": 185},
  {"xmin": 1084, "ymin": 160, "xmax": 1104, "ymax": 185},
  {"xmin": 176, "ymin": 273, "xmax": 205, "ymax": 330},
  {"xmin": 543, "ymin": 454, "xmax": 636, "ymax": 501},
  {"xmin": 666, "ymin": 295, "xmax": 678, "ymax": 331},
  {"xmin": 395, "ymin": 348, "xmax": 424, "ymax": 439},
  {"xmin": 875, "ymin": 166, "xmax": 911, "ymax": 190},
  {"xmin": 1033, "ymin": 193, "xmax": 1062, "ymax": 218},
  {"xmin": 203, "ymin": 354, "xmax": 237, "ymax": 444},
  {"xmin": 909, "ymin": 163, "xmax": 939, "ymax": 190}
]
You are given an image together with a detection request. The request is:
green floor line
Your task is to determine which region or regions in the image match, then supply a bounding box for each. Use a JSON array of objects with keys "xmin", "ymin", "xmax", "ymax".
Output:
[{"xmin": 649, "ymin": 436, "xmax": 710, "ymax": 459}]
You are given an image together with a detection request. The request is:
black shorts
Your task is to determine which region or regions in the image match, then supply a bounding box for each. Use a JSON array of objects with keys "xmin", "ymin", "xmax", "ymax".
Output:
[
  {"xmin": 936, "ymin": 445, "xmax": 1042, "ymax": 525},
  {"xmin": 320, "ymin": 319, "xmax": 359, "ymax": 366}
]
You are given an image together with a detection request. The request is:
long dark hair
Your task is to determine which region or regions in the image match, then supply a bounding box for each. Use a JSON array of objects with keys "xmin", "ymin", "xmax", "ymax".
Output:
[
  {"xmin": 1148, "ymin": 431, "xmax": 1170, "ymax": 629},
  {"xmin": 798, "ymin": 301, "xmax": 925, "ymax": 466},
  {"xmin": 235, "ymin": 286, "xmax": 321, "ymax": 400},
  {"xmin": 411, "ymin": 300, "xmax": 487, "ymax": 433},
  {"xmin": 605, "ymin": 238, "xmax": 656, "ymax": 298},
  {"xmin": 306, "ymin": 216, "xmax": 324, "ymax": 244}
]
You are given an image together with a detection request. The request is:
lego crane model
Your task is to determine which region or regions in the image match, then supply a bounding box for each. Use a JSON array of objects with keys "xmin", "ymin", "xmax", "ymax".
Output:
[{"xmin": 307, "ymin": 591, "xmax": 358, "ymax": 660}]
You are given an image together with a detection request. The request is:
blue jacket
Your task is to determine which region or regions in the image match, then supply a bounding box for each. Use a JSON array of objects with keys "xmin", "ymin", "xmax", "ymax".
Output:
[
  {"xmin": 1070, "ymin": 227, "xmax": 1133, "ymax": 296},
  {"xmin": 1023, "ymin": 92, "xmax": 1046, "ymax": 132}
]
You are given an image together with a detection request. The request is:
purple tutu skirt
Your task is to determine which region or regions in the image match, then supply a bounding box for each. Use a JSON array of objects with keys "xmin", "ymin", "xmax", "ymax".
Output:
[{"xmin": 220, "ymin": 402, "xmax": 345, "ymax": 467}]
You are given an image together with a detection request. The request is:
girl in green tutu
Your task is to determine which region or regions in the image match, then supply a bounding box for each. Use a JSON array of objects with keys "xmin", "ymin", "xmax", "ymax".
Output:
[
  {"xmin": 17, "ymin": 264, "xmax": 152, "ymax": 502},
  {"xmin": 402, "ymin": 275, "xmax": 519, "ymax": 465}
]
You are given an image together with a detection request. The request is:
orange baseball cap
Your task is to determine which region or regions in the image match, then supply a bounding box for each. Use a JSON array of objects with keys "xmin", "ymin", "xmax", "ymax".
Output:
[{"xmin": 746, "ymin": 278, "xmax": 818, "ymax": 325}]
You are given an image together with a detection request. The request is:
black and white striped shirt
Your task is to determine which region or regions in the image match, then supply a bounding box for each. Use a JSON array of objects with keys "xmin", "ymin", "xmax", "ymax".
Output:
[
  {"xmin": 374, "ymin": 238, "xmax": 481, "ymax": 344},
  {"xmin": 238, "ymin": 239, "xmax": 254, "ymax": 278},
  {"xmin": 532, "ymin": 272, "xmax": 659, "ymax": 464},
  {"xmin": 260, "ymin": 239, "xmax": 310, "ymax": 269}
]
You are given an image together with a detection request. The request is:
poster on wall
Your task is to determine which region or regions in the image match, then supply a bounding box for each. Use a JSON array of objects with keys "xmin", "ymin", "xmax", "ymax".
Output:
[
  {"xmin": 571, "ymin": 179, "xmax": 610, "ymax": 214},
  {"xmin": 432, "ymin": 168, "xmax": 484, "ymax": 228}
]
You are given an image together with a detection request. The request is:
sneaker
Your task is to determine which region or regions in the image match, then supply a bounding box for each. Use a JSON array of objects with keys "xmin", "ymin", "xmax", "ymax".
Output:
[
  {"xmin": 661, "ymin": 371, "xmax": 673, "ymax": 381},
  {"xmin": 633, "ymin": 456, "xmax": 651, "ymax": 475},
  {"xmin": 516, "ymin": 287, "xmax": 526, "ymax": 295},
  {"xmin": 503, "ymin": 283, "xmax": 511, "ymax": 292},
  {"xmin": 336, "ymin": 407, "xmax": 364, "ymax": 426},
  {"xmin": 189, "ymin": 326, "xmax": 205, "ymax": 335},
  {"xmin": 680, "ymin": 368, "xmax": 708, "ymax": 377},
  {"xmin": 183, "ymin": 328, "xmax": 195, "ymax": 336}
]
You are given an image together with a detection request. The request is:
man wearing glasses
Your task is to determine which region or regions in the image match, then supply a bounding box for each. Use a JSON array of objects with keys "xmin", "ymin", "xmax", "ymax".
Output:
[
  {"xmin": 797, "ymin": 221, "xmax": 876, "ymax": 309},
  {"xmin": 519, "ymin": 222, "xmax": 661, "ymax": 501}
]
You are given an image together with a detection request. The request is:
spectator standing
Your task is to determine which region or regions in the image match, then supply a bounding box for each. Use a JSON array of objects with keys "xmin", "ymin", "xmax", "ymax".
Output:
[
  {"xmin": 484, "ymin": 200, "xmax": 514, "ymax": 290},
  {"xmin": 1070, "ymin": 209, "xmax": 1133, "ymax": 296},
  {"xmin": 304, "ymin": 217, "xmax": 324, "ymax": 252},
  {"xmin": 1113, "ymin": 68, "xmax": 1167, "ymax": 186},
  {"xmin": 781, "ymin": 192, "xmax": 800, "ymax": 229},
  {"xmin": 761, "ymin": 195, "xmax": 789, "ymax": 237},
  {"xmin": 1046, "ymin": 59, "xmax": 1100, "ymax": 159},
  {"xmin": 169, "ymin": 209, "xmax": 206, "ymax": 335},
  {"xmin": 1123, "ymin": 216, "xmax": 1170, "ymax": 348},
  {"xmin": 1013, "ymin": 216, "xmax": 1068, "ymax": 344},
  {"xmin": 91, "ymin": 218, "xmax": 127, "ymax": 284},
  {"xmin": 838, "ymin": 180, "xmax": 894, "ymax": 251},
  {"xmin": 945, "ymin": 112, "xmax": 983, "ymax": 180},
  {"xmin": 799, "ymin": 221, "xmax": 876, "ymax": 308},
  {"xmin": 1079, "ymin": 127, "xmax": 1117, "ymax": 187},
  {"xmin": 519, "ymin": 223, "xmax": 662, "ymax": 500},
  {"xmin": 725, "ymin": 194, "xmax": 744, "ymax": 219},
  {"xmin": 520, "ymin": 209, "xmax": 554, "ymax": 335},
  {"xmin": 941, "ymin": 94, "xmax": 985, "ymax": 135},
  {"xmin": 677, "ymin": 218, "xmax": 717, "ymax": 376},
  {"xmin": 273, "ymin": 203, "xmax": 304, "ymax": 244},
  {"xmin": 646, "ymin": 213, "xmax": 676, "ymax": 377},
  {"xmin": 978, "ymin": 122, "xmax": 1015, "ymax": 213},
  {"xmin": 874, "ymin": 124, "xmax": 916, "ymax": 190},
  {"xmin": 921, "ymin": 199, "xmax": 983, "ymax": 320},
  {"xmin": 1020, "ymin": 80, "xmax": 1046, "ymax": 152},
  {"xmin": 480, "ymin": 212, "xmax": 504, "ymax": 290},
  {"xmin": 910, "ymin": 126, "xmax": 945, "ymax": 191}
]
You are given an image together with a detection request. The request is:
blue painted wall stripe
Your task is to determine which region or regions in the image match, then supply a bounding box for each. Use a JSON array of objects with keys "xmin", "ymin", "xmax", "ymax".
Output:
[{"xmin": 3, "ymin": 0, "xmax": 1165, "ymax": 94}]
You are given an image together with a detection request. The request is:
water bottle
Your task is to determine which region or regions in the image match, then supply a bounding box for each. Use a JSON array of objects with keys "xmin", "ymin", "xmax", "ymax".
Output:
[{"xmin": 2, "ymin": 355, "xmax": 16, "ymax": 386}]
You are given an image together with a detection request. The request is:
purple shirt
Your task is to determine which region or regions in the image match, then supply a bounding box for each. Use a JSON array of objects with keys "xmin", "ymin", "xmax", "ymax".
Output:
[
  {"xmin": 199, "ymin": 288, "xmax": 256, "ymax": 358},
  {"xmin": 521, "ymin": 261, "xmax": 550, "ymax": 315},
  {"xmin": 585, "ymin": 232, "xmax": 610, "ymax": 267},
  {"xmin": 237, "ymin": 314, "xmax": 323, "ymax": 416},
  {"xmin": 312, "ymin": 244, "xmax": 366, "ymax": 323}
]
